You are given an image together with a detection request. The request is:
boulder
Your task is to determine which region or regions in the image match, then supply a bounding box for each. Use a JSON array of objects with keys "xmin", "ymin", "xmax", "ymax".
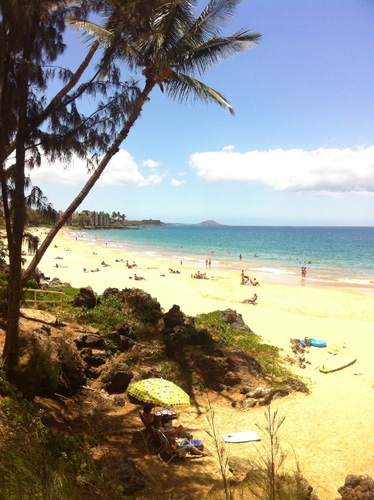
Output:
[
  {"xmin": 48, "ymin": 277, "xmax": 71, "ymax": 288},
  {"xmin": 74, "ymin": 333, "xmax": 106, "ymax": 350},
  {"xmin": 80, "ymin": 348, "xmax": 107, "ymax": 367},
  {"xmin": 165, "ymin": 332, "xmax": 185, "ymax": 359},
  {"xmin": 337, "ymin": 474, "xmax": 374, "ymax": 500},
  {"xmin": 247, "ymin": 386, "xmax": 290, "ymax": 405},
  {"xmin": 102, "ymin": 287, "xmax": 120, "ymax": 298},
  {"xmin": 220, "ymin": 309, "xmax": 251, "ymax": 332},
  {"xmin": 222, "ymin": 371, "xmax": 242, "ymax": 386},
  {"xmin": 72, "ymin": 286, "xmax": 100, "ymax": 309},
  {"xmin": 111, "ymin": 326, "xmax": 136, "ymax": 352},
  {"xmin": 163, "ymin": 304, "xmax": 185, "ymax": 329},
  {"xmin": 55, "ymin": 339, "xmax": 87, "ymax": 395},
  {"xmin": 20, "ymin": 308, "xmax": 57, "ymax": 326},
  {"xmin": 287, "ymin": 377, "xmax": 308, "ymax": 393},
  {"xmin": 123, "ymin": 289, "xmax": 162, "ymax": 324},
  {"xmin": 191, "ymin": 354, "xmax": 235, "ymax": 390},
  {"xmin": 101, "ymin": 362, "xmax": 133, "ymax": 394},
  {"xmin": 186, "ymin": 328, "xmax": 214, "ymax": 346}
]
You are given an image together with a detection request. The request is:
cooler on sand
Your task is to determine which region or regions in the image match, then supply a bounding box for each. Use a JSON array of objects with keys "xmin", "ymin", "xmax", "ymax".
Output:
[{"xmin": 190, "ymin": 439, "xmax": 204, "ymax": 451}]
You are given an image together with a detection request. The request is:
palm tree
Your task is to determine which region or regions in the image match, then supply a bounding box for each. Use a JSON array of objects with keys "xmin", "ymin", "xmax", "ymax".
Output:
[{"xmin": 24, "ymin": 0, "xmax": 261, "ymax": 283}]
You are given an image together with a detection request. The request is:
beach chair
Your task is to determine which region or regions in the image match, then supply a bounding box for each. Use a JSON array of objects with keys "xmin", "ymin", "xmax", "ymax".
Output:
[
  {"xmin": 157, "ymin": 432, "xmax": 188, "ymax": 464},
  {"xmin": 138, "ymin": 411, "xmax": 163, "ymax": 453}
]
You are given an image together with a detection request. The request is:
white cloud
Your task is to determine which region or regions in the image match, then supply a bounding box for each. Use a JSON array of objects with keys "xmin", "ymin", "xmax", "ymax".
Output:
[
  {"xmin": 28, "ymin": 149, "xmax": 163, "ymax": 188},
  {"xmin": 170, "ymin": 179, "xmax": 185, "ymax": 187},
  {"xmin": 142, "ymin": 159, "xmax": 160, "ymax": 169},
  {"xmin": 190, "ymin": 146, "xmax": 374, "ymax": 194}
]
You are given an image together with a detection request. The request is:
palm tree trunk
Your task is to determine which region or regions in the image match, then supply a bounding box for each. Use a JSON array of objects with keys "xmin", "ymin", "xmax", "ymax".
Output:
[{"xmin": 22, "ymin": 77, "xmax": 155, "ymax": 284}]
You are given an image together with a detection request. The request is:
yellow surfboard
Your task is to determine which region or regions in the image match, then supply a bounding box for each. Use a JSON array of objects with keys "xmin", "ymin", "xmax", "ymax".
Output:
[{"xmin": 319, "ymin": 355, "xmax": 356, "ymax": 373}]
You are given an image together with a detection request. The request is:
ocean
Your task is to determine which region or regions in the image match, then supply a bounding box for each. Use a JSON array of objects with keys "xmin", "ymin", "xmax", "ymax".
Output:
[{"xmin": 72, "ymin": 225, "xmax": 374, "ymax": 287}]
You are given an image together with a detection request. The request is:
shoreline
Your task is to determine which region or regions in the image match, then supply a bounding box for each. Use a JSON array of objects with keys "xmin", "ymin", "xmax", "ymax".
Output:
[{"xmin": 68, "ymin": 229, "xmax": 374, "ymax": 294}]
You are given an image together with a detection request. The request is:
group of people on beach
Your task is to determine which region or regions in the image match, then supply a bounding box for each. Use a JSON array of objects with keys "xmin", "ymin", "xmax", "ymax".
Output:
[
  {"xmin": 241, "ymin": 270, "xmax": 260, "ymax": 286},
  {"xmin": 142, "ymin": 405, "xmax": 211, "ymax": 458},
  {"xmin": 192, "ymin": 271, "xmax": 209, "ymax": 280}
]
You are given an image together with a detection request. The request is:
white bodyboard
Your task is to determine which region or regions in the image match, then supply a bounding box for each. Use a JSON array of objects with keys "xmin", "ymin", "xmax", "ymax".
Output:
[{"xmin": 222, "ymin": 431, "xmax": 261, "ymax": 443}]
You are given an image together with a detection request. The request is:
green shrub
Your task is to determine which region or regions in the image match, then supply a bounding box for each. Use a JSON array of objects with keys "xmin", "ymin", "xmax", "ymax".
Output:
[{"xmin": 12, "ymin": 339, "xmax": 59, "ymax": 399}]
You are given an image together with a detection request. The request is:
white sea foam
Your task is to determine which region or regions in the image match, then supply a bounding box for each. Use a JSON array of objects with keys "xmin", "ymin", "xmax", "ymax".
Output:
[{"xmin": 256, "ymin": 267, "xmax": 292, "ymax": 275}]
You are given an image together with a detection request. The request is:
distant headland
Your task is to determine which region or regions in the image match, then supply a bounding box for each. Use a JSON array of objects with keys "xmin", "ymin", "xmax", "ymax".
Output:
[{"xmin": 198, "ymin": 220, "xmax": 225, "ymax": 226}]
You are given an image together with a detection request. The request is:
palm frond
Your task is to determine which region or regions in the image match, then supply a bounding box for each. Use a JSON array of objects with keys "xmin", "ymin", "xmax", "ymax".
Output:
[
  {"xmin": 173, "ymin": 30, "xmax": 261, "ymax": 75},
  {"xmin": 166, "ymin": 71, "xmax": 234, "ymax": 114},
  {"xmin": 67, "ymin": 18, "xmax": 114, "ymax": 47}
]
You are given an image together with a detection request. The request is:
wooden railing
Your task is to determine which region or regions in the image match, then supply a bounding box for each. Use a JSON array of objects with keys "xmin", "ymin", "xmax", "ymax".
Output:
[{"xmin": 23, "ymin": 289, "xmax": 72, "ymax": 307}]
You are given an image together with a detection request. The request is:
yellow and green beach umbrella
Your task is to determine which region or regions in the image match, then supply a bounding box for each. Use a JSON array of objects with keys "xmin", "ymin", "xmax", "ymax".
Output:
[{"xmin": 126, "ymin": 378, "xmax": 190, "ymax": 407}]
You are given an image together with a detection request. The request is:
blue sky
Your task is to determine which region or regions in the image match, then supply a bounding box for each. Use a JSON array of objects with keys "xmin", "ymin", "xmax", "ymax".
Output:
[{"xmin": 29, "ymin": 0, "xmax": 374, "ymax": 226}]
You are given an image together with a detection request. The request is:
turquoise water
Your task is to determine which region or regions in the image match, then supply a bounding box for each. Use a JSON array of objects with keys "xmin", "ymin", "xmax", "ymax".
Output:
[{"xmin": 74, "ymin": 226, "xmax": 374, "ymax": 285}]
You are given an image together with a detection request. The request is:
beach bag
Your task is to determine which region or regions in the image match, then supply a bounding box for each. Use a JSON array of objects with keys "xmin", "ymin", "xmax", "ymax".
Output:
[{"xmin": 190, "ymin": 439, "xmax": 204, "ymax": 451}]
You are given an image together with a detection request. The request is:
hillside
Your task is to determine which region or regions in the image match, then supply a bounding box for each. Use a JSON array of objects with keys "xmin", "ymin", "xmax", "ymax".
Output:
[
  {"xmin": 198, "ymin": 220, "xmax": 224, "ymax": 226},
  {"xmin": 0, "ymin": 281, "xmax": 318, "ymax": 500}
]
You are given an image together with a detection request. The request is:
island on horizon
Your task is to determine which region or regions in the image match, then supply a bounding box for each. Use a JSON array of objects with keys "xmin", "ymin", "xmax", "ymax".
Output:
[{"xmin": 198, "ymin": 220, "xmax": 225, "ymax": 226}]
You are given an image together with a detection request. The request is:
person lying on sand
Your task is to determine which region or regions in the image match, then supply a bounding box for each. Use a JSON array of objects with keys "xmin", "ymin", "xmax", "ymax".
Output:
[
  {"xmin": 168, "ymin": 435, "xmax": 212, "ymax": 457},
  {"xmin": 241, "ymin": 293, "xmax": 258, "ymax": 304},
  {"xmin": 134, "ymin": 274, "xmax": 146, "ymax": 281}
]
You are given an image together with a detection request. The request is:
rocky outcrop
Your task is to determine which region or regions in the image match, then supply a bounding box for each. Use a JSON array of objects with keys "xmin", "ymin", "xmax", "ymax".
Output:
[
  {"xmin": 101, "ymin": 361, "xmax": 134, "ymax": 394},
  {"xmin": 220, "ymin": 309, "xmax": 252, "ymax": 332},
  {"xmin": 163, "ymin": 304, "xmax": 185, "ymax": 329},
  {"xmin": 72, "ymin": 286, "xmax": 100, "ymax": 309},
  {"xmin": 122, "ymin": 288, "xmax": 162, "ymax": 325},
  {"xmin": 336, "ymin": 475, "xmax": 374, "ymax": 500}
]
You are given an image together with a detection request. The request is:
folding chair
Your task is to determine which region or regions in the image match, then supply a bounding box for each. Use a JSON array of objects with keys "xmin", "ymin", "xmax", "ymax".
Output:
[
  {"xmin": 139, "ymin": 411, "xmax": 163, "ymax": 453},
  {"xmin": 157, "ymin": 432, "xmax": 188, "ymax": 464}
]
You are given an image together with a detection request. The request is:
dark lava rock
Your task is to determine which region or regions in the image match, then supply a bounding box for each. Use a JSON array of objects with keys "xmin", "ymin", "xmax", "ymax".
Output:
[
  {"xmin": 287, "ymin": 377, "xmax": 308, "ymax": 393},
  {"xmin": 186, "ymin": 328, "xmax": 213, "ymax": 346},
  {"xmin": 165, "ymin": 332, "xmax": 185, "ymax": 359},
  {"xmin": 111, "ymin": 326, "xmax": 136, "ymax": 352},
  {"xmin": 102, "ymin": 287, "xmax": 120, "ymax": 298},
  {"xmin": 111, "ymin": 460, "xmax": 145, "ymax": 495},
  {"xmin": 80, "ymin": 348, "xmax": 107, "ymax": 367},
  {"xmin": 337, "ymin": 474, "xmax": 374, "ymax": 500},
  {"xmin": 220, "ymin": 309, "xmax": 251, "ymax": 332},
  {"xmin": 55, "ymin": 339, "xmax": 87, "ymax": 395},
  {"xmin": 72, "ymin": 286, "xmax": 100, "ymax": 309},
  {"xmin": 48, "ymin": 277, "xmax": 72, "ymax": 288},
  {"xmin": 192, "ymin": 354, "xmax": 235, "ymax": 390},
  {"xmin": 75, "ymin": 333, "xmax": 106, "ymax": 350},
  {"xmin": 101, "ymin": 362, "xmax": 133, "ymax": 394},
  {"xmin": 163, "ymin": 304, "xmax": 185, "ymax": 329},
  {"xmin": 123, "ymin": 288, "xmax": 162, "ymax": 324}
]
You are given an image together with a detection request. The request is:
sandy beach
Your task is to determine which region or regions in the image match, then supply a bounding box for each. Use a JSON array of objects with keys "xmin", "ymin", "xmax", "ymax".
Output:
[{"xmin": 24, "ymin": 229, "xmax": 374, "ymax": 499}]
